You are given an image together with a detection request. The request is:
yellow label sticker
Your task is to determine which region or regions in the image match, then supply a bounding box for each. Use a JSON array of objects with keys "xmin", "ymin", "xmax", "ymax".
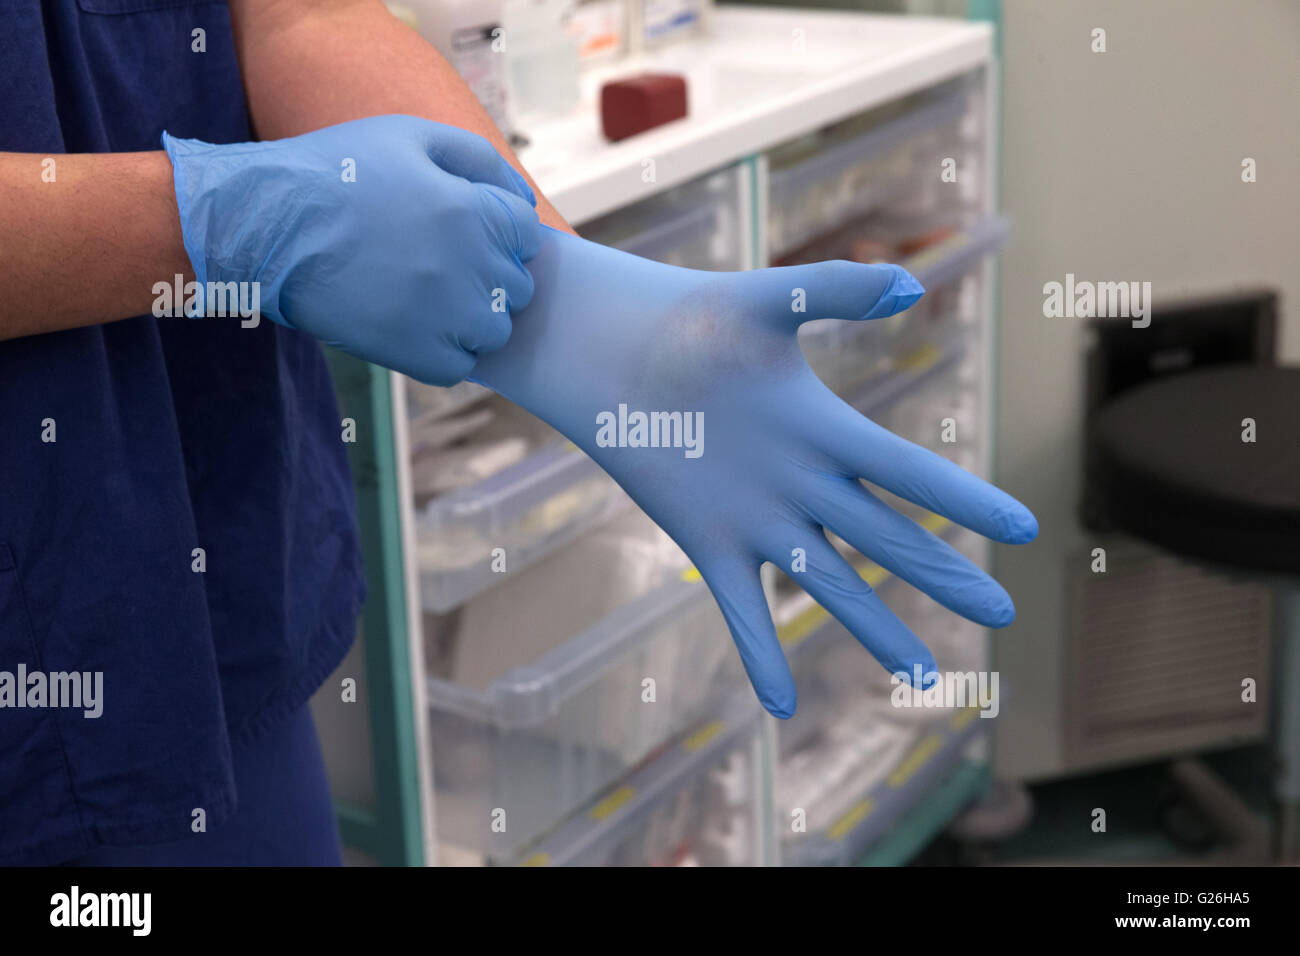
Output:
[
  {"xmin": 828, "ymin": 799, "xmax": 875, "ymax": 841},
  {"xmin": 777, "ymin": 602, "xmax": 829, "ymax": 648},
  {"xmin": 588, "ymin": 786, "xmax": 636, "ymax": 821},
  {"xmin": 919, "ymin": 512, "xmax": 950, "ymax": 535},
  {"xmin": 519, "ymin": 853, "xmax": 550, "ymax": 867},
  {"xmin": 888, "ymin": 734, "xmax": 943, "ymax": 788},
  {"xmin": 684, "ymin": 720, "xmax": 725, "ymax": 752},
  {"xmin": 904, "ymin": 232, "xmax": 968, "ymax": 272},
  {"xmin": 951, "ymin": 707, "xmax": 979, "ymax": 731},
  {"xmin": 857, "ymin": 560, "xmax": 890, "ymax": 589},
  {"xmin": 896, "ymin": 343, "xmax": 942, "ymax": 373},
  {"xmin": 778, "ymin": 557, "xmax": 894, "ymax": 647}
]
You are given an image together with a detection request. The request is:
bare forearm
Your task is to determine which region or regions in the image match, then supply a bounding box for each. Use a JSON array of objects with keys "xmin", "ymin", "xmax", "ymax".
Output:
[
  {"xmin": 230, "ymin": 0, "xmax": 574, "ymax": 233},
  {"xmin": 2, "ymin": 0, "xmax": 570, "ymax": 341},
  {"xmin": 0, "ymin": 152, "xmax": 190, "ymax": 339}
]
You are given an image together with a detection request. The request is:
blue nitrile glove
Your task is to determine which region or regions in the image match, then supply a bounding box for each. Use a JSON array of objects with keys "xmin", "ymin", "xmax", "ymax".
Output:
[
  {"xmin": 162, "ymin": 115, "xmax": 541, "ymax": 385},
  {"xmin": 472, "ymin": 227, "xmax": 1037, "ymax": 718}
]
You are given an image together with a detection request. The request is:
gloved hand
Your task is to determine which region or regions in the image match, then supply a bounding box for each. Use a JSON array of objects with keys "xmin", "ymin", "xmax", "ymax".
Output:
[
  {"xmin": 472, "ymin": 227, "xmax": 1037, "ymax": 718},
  {"xmin": 162, "ymin": 114, "xmax": 541, "ymax": 385}
]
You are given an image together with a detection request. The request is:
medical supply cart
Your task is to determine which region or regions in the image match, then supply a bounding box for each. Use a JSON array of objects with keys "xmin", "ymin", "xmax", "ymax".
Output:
[{"xmin": 311, "ymin": 3, "xmax": 1007, "ymax": 866}]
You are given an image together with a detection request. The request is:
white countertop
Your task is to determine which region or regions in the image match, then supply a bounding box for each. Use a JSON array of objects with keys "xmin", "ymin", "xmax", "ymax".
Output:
[{"xmin": 517, "ymin": 6, "xmax": 992, "ymax": 224}]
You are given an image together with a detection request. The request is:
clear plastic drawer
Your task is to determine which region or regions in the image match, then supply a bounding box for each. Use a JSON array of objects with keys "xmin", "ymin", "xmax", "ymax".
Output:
[
  {"xmin": 796, "ymin": 217, "xmax": 1006, "ymax": 399},
  {"xmin": 425, "ymin": 510, "xmax": 736, "ymax": 861},
  {"xmin": 777, "ymin": 633, "xmax": 989, "ymax": 866},
  {"xmin": 767, "ymin": 81, "xmax": 976, "ymax": 258},
  {"xmin": 511, "ymin": 693, "xmax": 768, "ymax": 867},
  {"xmin": 579, "ymin": 164, "xmax": 748, "ymax": 271}
]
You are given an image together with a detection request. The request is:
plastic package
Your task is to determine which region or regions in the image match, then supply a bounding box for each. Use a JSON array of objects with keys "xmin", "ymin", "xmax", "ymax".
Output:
[
  {"xmin": 407, "ymin": 378, "xmax": 493, "ymax": 422},
  {"xmin": 793, "ymin": 212, "xmax": 1006, "ymax": 400},
  {"xmin": 407, "ymin": 374, "xmax": 632, "ymax": 610},
  {"xmin": 777, "ymin": 631, "xmax": 986, "ymax": 866},
  {"xmin": 504, "ymin": 0, "xmax": 581, "ymax": 123},
  {"xmin": 767, "ymin": 89, "xmax": 969, "ymax": 257},
  {"xmin": 425, "ymin": 510, "xmax": 736, "ymax": 860},
  {"xmin": 567, "ymin": 0, "xmax": 627, "ymax": 61},
  {"xmin": 512, "ymin": 694, "xmax": 765, "ymax": 866},
  {"xmin": 407, "ymin": 0, "xmax": 512, "ymax": 134},
  {"xmin": 873, "ymin": 357, "xmax": 979, "ymax": 466},
  {"xmin": 635, "ymin": 0, "xmax": 710, "ymax": 48},
  {"xmin": 414, "ymin": 443, "xmax": 625, "ymax": 611},
  {"xmin": 777, "ymin": 699, "xmax": 920, "ymax": 831},
  {"xmin": 798, "ymin": 287, "xmax": 959, "ymax": 398},
  {"xmin": 411, "ymin": 435, "xmax": 528, "ymax": 497},
  {"xmin": 406, "ymin": 388, "xmax": 554, "ymax": 500}
]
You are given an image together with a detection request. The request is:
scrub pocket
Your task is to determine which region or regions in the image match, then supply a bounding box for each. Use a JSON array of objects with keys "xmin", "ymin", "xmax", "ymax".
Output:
[{"xmin": 0, "ymin": 541, "xmax": 84, "ymax": 864}]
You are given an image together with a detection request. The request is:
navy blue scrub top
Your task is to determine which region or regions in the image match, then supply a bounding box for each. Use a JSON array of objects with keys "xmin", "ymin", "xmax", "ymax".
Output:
[{"xmin": 0, "ymin": 1, "xmax": 365, "ymax": 864}]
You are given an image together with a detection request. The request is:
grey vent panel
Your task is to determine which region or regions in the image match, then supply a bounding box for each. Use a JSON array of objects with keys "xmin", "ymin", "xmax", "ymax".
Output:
[{"xmin": 1065, "ymin": 541, "xmax": 1272, "ymax": 770}]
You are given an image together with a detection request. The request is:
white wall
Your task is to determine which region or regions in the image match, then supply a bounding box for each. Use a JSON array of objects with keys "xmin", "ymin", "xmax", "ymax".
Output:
[{"xmin": 992, "ymin": 0, "xmax": 1300, "ymax": 779}]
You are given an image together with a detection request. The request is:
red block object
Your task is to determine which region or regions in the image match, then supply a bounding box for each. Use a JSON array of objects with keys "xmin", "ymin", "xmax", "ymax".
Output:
[{"xmin": 601, "ymin": 73, "xmax": 688, "ymax": 142}]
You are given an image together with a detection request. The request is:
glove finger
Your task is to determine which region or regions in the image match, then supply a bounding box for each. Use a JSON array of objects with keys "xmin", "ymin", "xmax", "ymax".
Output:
[
  {"xmin": 456, "ymin": 303, "xmax": 513, "ymax": 355},
  {"xmin": 761, "ymin": 528, "xmax": 936, "ymax": 685},
  {"xmin": 420, "ymin": 123, "xmax": 537, "ymax": 205},
  {"xmin": 397, "ymin": 340, "xmax": 478, "ymax": 388},
  {"xmin": 455, "ymin": 252, "xmax": 529, "ymax": 355},
  {"xmin": 477, "ymin": 184, "xmax": 543, "ymax": 262},
  {"xmin": 810, "ymin": 475, "xmax": 1015, "ymax": 628},
  {"xmin": 696, "ymin": 554, "xmax": 797, "ymax": 719},
  {"xmin": 814, "ymin": 390, "xmax": 1038, "ymax": 544},
  {"xmin": 741, "ymin": 260, "xmax": 924, "ymax": 332},
  {"xmin": 496, "ymin": 257, "xmax": 537, "ymax": 314}
]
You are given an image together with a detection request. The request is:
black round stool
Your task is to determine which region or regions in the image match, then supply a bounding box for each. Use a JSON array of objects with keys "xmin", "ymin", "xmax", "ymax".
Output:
[{"xmin": 1091, "ymin": 364, "xmax": 1300, "ymax": 856}]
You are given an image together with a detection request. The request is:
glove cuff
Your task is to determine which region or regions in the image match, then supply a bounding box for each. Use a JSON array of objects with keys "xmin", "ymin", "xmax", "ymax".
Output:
[{"xmin": 160, "ymin": 131, "xmax": 291, "ymax": 327}]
